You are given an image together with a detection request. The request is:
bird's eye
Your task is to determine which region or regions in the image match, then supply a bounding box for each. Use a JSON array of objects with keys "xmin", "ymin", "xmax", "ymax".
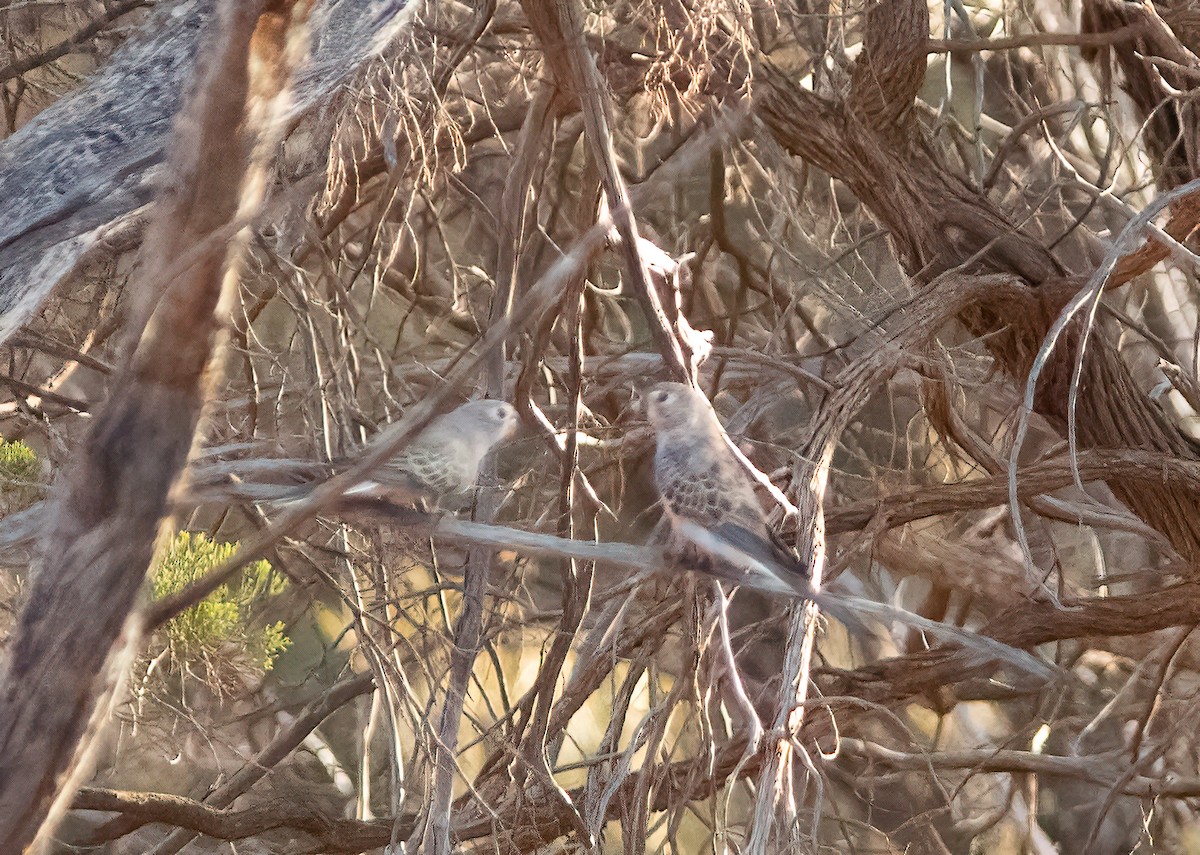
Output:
[{"xmin": 651, "ymin": 390, "xmax": 669, "ymax": 403}]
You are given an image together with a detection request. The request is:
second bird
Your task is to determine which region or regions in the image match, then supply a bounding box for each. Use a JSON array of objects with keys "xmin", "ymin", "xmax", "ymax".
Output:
[
  {"xmin": 645, "ymin": 381, "xmax": 810, "ymax": 596},
  {"xmin": 345, "ymin": 399, "xmax": 519, "ymax": 506}
]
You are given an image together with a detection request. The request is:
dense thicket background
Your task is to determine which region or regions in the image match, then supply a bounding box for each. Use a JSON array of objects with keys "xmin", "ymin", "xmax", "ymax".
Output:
[{"xmin": 2, "ymin": 0, "xmax": 1200, "ymax": 852}]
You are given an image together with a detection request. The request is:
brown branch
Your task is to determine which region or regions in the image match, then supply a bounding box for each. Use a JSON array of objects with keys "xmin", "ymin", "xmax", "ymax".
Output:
[
  {"xmin": 0, "ymin": 374, "xmax": 91, "ymax": 412},
  {"xmin": 8, "ymin": 331, "xmax": 113, "ymax": 375},
  {"xmin": 91, "ymin": 672, "xmax": 375, "ymax": 853},
  {"xmin": 0, "ymin": 3, "xmax": 310, "ymax": 850},
  {"xmin": 826, "ymin": 449, "xmax": 1200, "ymax": 536},
  {"xmin": 926, "ymin": 22, "xmax": 1148, "ymax": 54},
  {"xmin": 848, "ymin": 0, "xmax": 929, "ymax": 136},
  {"xmin": 754, "ymin": 30, "xmax": 1200, "ymax": 567},
  {"xmin": 837, "ymin": 739, "xmax": 1200, "ymax": 798},
  {"xmin": 1108, "ymin": 190, "xmax": 1200, "ymax": 287},
  {"xmin": 73, "ymin": 787, "xmax": 400, "ymax": 854}
]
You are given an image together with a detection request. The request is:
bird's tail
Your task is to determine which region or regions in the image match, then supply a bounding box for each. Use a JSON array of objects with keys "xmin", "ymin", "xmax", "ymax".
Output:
[
  {"xmin": 673, "ymin": 518, "xmax": 1056, "ymax": 682},
  {"xmin": 809, "ymin": 590, "xmax": 1058, "ymax": 683}
]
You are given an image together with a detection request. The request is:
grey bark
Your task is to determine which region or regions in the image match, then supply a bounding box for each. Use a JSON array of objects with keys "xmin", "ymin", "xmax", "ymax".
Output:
[{"xmin": 0, "ymin": 0, "xmax": 416, "ymax": 343}]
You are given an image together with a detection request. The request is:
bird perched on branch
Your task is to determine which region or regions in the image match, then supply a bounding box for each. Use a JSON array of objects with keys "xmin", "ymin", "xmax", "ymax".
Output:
[
  {"xmin": 343, "ymin": 399, "xmax": 519, "ymax": 507},
  {"xmin": 645, "ymin": 381, "xmax": 808, "ymax": 595},
  {"xmin": 644, "ymin": 381, "xmax": 1057, "ymax": 681}
]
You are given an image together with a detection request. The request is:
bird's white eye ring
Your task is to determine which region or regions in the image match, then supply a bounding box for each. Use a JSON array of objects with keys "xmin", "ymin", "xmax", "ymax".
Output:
[{"xmin": 651, "ymin": 390, "xmax": 669, "ymax": 403}]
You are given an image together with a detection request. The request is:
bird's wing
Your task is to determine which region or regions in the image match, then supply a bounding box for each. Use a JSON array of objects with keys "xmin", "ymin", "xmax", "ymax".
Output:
[
  {"xmin": 342, "ymin": 447, "xmax": 447, "ymax": 504},
  {"xmin": 674, "ymin": 518, "xmax": 811, "ymax": 597},
  {"xmin": 342, "ymin": 469, "xmax": 436, "ymax": 503},
  {"xmin": 711, "ymin": 518, "xmax": 809, "ymax": 579}
]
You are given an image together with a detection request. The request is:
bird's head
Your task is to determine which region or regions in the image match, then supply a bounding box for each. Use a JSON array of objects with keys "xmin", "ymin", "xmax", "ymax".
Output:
[
  {"xmin": 645, "ymin": 382, "xmax": 701, "ymax": 434},
  {"xmin": 456, "ymin": 399, "xmax": 519, "ymax": 446}
]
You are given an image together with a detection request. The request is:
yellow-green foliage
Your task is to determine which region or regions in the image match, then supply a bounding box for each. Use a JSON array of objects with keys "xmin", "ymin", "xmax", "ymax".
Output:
[
  {"xmin": 153, "ymin": 532, "xmax": 290, "ymax": 674},
  {"xmin": 0, "ymin": 438, "xmax": 40, "ymax": 510}
]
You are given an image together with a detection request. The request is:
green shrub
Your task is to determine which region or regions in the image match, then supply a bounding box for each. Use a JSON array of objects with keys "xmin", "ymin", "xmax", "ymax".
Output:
[
  {"xmin": 152, "ymin": 532, "xmax": 291, "ymax": 684},
  {"xmin": 0, "ymin": 438, "xmax": 40, "ymax": 511}
]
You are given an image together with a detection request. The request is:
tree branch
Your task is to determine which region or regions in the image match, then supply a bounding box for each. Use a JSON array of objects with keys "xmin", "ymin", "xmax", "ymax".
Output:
[{"xmin": 0, "ymin": 4, "xmax": 310, "ymax": 849}]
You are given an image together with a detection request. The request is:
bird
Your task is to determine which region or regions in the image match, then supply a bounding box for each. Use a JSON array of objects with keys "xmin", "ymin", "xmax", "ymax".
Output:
[
  {"xmin": 644, "ymin": 381, "xmax": 809, "ymax": 596},
  {"xmin": 644, "ymin": 382, "xmax": 1057, "ymax": 681},
  {"xmin": 342, "ymin": 399, "xmax": 519, "ymax": 506}
]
